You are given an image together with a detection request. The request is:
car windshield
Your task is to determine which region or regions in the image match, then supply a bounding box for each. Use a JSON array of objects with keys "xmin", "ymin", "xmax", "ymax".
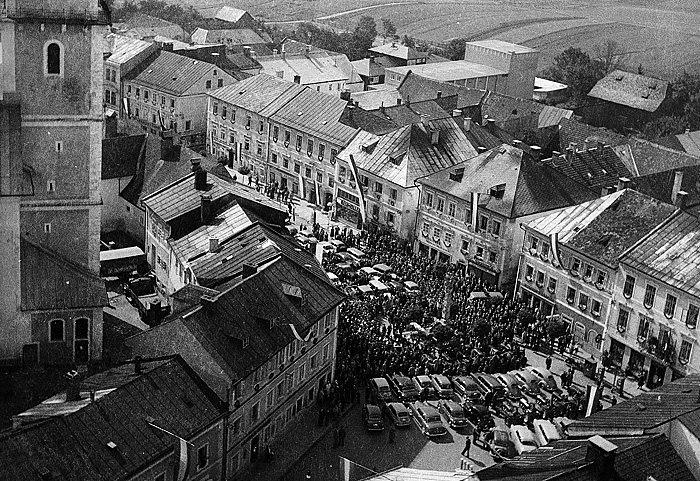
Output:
[
  {"xmin": 494, "ymin": 431, "xmax": 509, "ymax": 443},
  {"xmin": 426, "ymin": 414, "xmax": 441, "ymax": 423},
  {"xmin": 451, "ymin": 407, "xmax": 465, "ymax": 418},
  {"xmin": 438, "ymin": 379, "xmax": 450, "ymax": 388},
  {"xmin": 419, "ymin": 380, "xmax": 431, "ymax": 387}
]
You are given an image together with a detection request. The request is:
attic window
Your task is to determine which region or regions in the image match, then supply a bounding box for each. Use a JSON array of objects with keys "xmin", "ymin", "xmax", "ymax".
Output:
[
  {"xmin": 641, "ymin": 91, "xmax": 650, "ymax": 99},
  {"xmin": 282, "ymin": 282, "xmax": 302, "ymax": 298},
  {"xmin": 511, "ymin": 109, "xmax": 517, "ymax": 115},
  {"xmin": 597, "ymin": 233, "xmax": 612, "ymax": 247},
  {"xmin": 389, "ymin": 152, "xmax": 405, "ymax": 165},
  {"xmin": 615, "ymin": 74, "xmax": 624, "ymax": 81},
  {"xmin": 362, "ymin": 139, "xmax": 379, "ymax": 153},
  {"xmin": 298, "ymin": 111, "xmax": 303, "ymax": 116},
  {"xmin": 107, "ymin": 442, "xmax": 126, "ymax": 465},
  {"xmin": 148, "ymin": 69, "xmax": 153, "ymax": 73},
  {"xmin": 489, "ymin": 183, "xmax": 506, "ymax": 199},
  {"xmin": 449, "ymin": 168, "xmax": 465, "ymax": 181},
  {"xmin": 242, "ymin": 336, "xmax": 250, "ymax": 348}
]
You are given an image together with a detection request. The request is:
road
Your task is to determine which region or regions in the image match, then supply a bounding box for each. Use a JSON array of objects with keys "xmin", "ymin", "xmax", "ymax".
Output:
[{"xmin": 265, "ymin": 2, "xmax": 424, "ymax": 25}]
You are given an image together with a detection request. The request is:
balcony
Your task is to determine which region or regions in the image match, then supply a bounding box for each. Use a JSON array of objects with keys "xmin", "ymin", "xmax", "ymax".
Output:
[
  {"xmin": 4, "ymin": 6, "xmax": 111, "ymax": 25},
  {"xmin": 639, "ymin": 335, "xmax": 677, "ymax": 365}
]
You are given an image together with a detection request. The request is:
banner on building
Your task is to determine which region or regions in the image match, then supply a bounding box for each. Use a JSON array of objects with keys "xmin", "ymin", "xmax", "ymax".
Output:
[
  {"xmin": 298, "ymin": 172, "xmax": 306, "ymax": 199},
  {"xmin": 471, "ymin": 192, "xmax": 480, "ymax": 230},
  {"xmin": 146, "ymin": 421, "xmax": 194, "ymax": 481},
  {"xmin": 348, "ymin": 155, "xmax": 366, "ymax": 224},
  {"xmin": 585, "ymin": 384, "xmax": 601, "ymax": 417},
  {"xmin": 315, "ymin": 181, "xmax": 322, "ymax": 206},
  {"xmin": 158, "ymin": 110, "xmax": 166, "ymax": 131},
  {"xmin": 122, "ymin": 97, "xmax": 130, "ymax": 117},
  {"xmin": 288, "ymin": 323, "xmax": 312, "ymax": 342},
  {"xmin": 550, "ymin": 232, "xmax": 563, "ymax": 266}
]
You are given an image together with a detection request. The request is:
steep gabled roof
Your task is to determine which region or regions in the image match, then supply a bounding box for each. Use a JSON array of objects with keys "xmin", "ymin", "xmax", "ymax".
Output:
[
  {"xmin": 543, "ymin": 143, "xmax": 633, "ymax": 190},
  {"xmin": 103, "ymin": 33, "xmax": 155, "ymax": 65},
  {"xmin": 614, "ymin": 137, "xmax": 700, "ymax": 177},
  {"xmin": 397, "ymin": 71, "xmax": 486, "ymax": 107},
  {"xmin": 418, "ymin": 144, "xmax": 596, "ymax": 219},
  {"xmin": 339, "ymin": 105, "xmax": 399, "ymax": 136},
  {"xmin": 20, "ymin": 236, "xmax": 108, "ymax": 311},
  {"xmin": 214, "ymin": 6, "xmax": 250, "ymax": 23},
  {"xmin": 208, "ymin": 73, "xmax": 303, "ymax": 115},
  {"xmin": 257, "ymin": 51, "xmax": 351, "ymax": 85},
  {"xmin": 124, "ymin": 50, "xmax": 221, "ymax": 96},
  {"xmin": 1, "ymin": 356, "xmax": 225, "ymax": 481},
  {"xmin": 369, "ymin": 43, "xmax": 429, "ymax": 61},
  {"xmin": 481, "ymin": 90, "xmax": 573, "ymax": 129},
  {"xmin": 588, "ymin": 69, "xmax": 669, "ymax": 112},
  {"xmin": 632, "ymin": 163, "xmax": 700, "ymax": 215}
]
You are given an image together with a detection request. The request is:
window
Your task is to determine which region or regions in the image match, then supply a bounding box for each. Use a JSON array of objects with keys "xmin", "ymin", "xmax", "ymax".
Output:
[
  {"xmin": 105, "ymin": 69, "xmax": 111, "ymax": 81},
  {"xmin": 578, "ymin": 293, "xmax": 589, "ymax": 311},
  {"xmin": 75, "ymin": 318, "xmax": 89, "ymax": 340},
  {"xmin": 525, "ymin": 264, "xmax": 534, "ymax": 280},
  {"xmin": 144, "ymin": 90, "xmax": 149, "ymax": 101},
  {"xmin": 294, "ymin": 163, "xmax": 300, "ymax": 174},
  {"xmin": 44, "ymin": 223, "xmax": 52, "ymax": 233},
  {"xmin": 259, "ymin": 120, "xmax": 264, "ymax": 133},
  {"xmin": 489, "ymin": 251, "xmax": 497, "ymax": 263},
  {"xmin": 436, "ymin": 197, "xmax": 444, "ymax": 212},
  {"xmin": 566, "ymin": 286, "xmax": 576, "ymax": 304},
  {"xmin": 679, "ymin": 340, "xmax": 692, "ymax": 364},
  {"xmin": 272, "ymin": 125, "xmax": 279, "ymax": 141},
  {"xmin": 307, "ymin": 138, "xmax": 314, "ymax": 156},
  {"xmin": 185, "ymin": 120, "xmax": 192, "ymax": 131},
  {"xmin": 425, "ymin": 192, "xmax": 434, "ymax": 207},
  {"xmin": 687, "ymin": 304, "xmax": 699, "ymax": 329},
  {"xmin": 45, "ymin": 41, "xmax": 63, "ymax": 76},
  {"xmin": 197, "ymin": 444, "xmax": 209, "ymax": 470},
  {"xmin": 432, "ymin": 226, "xmax": 441, "ymax": 238},
  {"xmin": 296, "ymin": 135, "xmax": 303, "ymax": 151},
  {"xmin": 664, "ymin": 294, "xmax": 677, "ymax": 319},
  {"xmin": 617, "ymin": 308, "xmax": 629, "ymax": 331},
  {"xmin": 135, "ymin": 87, "xmax": 140, "ymax": 98},
  {"xmin": 570, "ymin": 257, "xmax": 581, "ymax": 274},
  {"xmin": 285, "ymin": 130, "xmax": 291, "ymax": 144},
  {"xmin": 298, "ymin": 363, "xmax": 306, "ymax": 381},
  {"xmin": 329, "ymin": 176, "xmax": 334, "ymax": 188},
  {"xmin": 244, "ymin": 137, "xmax": 250, "ymax": 151},
  {"xmin": 547, "ymin": 277, "xmax": 557, "ymax": 293},
  {"xmin": 323, "ymin": 343, "xmax": 330, "ymax": 361},
  {"xmin": 330, "ymin": 148, "xmax": 338, "ymax": 160},
  {"xmin": 637, "ymin": 315, "xmax": 651, "ymax": 339},
  {"xmin": 372, "ymin": 204, "xmax": 380, "ymax": 218},
  {"xmin": 622, "ymin": 274, "xmax": 635, "ymax": 297},
  {"xmin": 540, "ymin": 243, "xmax": 550, "ymax": 259},
  {"xmin": 316, "ymin": 172, "xmax": 323, "ymax": 183},
  {"xmin": 221, "ymin": 106, "xmax": 227, "ymax": 120},
  {"xmin": 461, "ymin": 239, "xmax": 469, "ymax": 252},
  {"xmin": 530, "ymin": 236, "xmax": 539, "ymax": 251},
  {"xmin": 475, "ymin": 246, "xmax": 484, "ymax": 258},
  {"xmin": 536, "ymin": 270, "xmax": 545, "ymax": 286},
  {"xmin": 283, "ymin": 157, "xmax": 289, "ymax": 169},
  {"xmin": 277, "ymin": 381, "xmax": 284, "ymax": 400},
  {"xmin": 47, "ymin": 180, "xmax": 55, "ymax": 192},
  {"xmin": 251, "ymin": 402, "xmax": 259, "ymax": 422},
  {"xmin": 206, "ymin": 80, "xmax": 212, "ymax": 89},
  {"xmin": 479, "ymin": 215, "xmax": 488, "ymax": 231},
  {"xmin": 375, "ymin": 182, "xmax": 383, "ymax": 195},
  {"xmin": 170, "ymin": 99, "xmax": 175, "ymax": 108},
  {"xmin": 271, "ymin": 153, "xmax": 278, "ymax": 164},
  {"xmin": 218, "ymin": 78, "xmax": 223, "ymax": 87},
  {"xmin": 230, "ymin": 132, "xmax": 235, "ymax": 143},
  {"xmin": 390, "ymin": 188, "xmax": 398, "ymax": 201},
  {"xmin": 583, "ymin": 263, "xmax": 594, "ymax": 280},
  {"xmin": 257, "ymin": 141, "xmax": 263, "ymax": 156},
  {"xmin": 387, "ymin": 211, "xmax": 395, "ymax": 224},
  {"xmin": 643, "ymin": 284, "xmax": 656, "ymax": 308},
  {"xmin": 310, "ymin": 353, "xmax": 318, "ymax": 369},
  {"xmin": 305, "ymin": 167, "xmax": 311, "ymax": 178},
  {"xmin": 596, "ymin": 270, "xmax": 607, "ymax": 285},
  {"xmin": 318, "ymin": 143, "xmax": 325, "ymax": 159},
  {"xmin": 267, "ymin": 390, "xmax": 274, "ymax": 410},
  {"xmin": 591, "ymin": 299, "xmax": 602, "ymax": 316},
  {"xmin": 55, "ymin": 141, "xmax": 63, "ymax": 153},
  {"xmin": 492, "ymin": 219, "xmax": 501, "ymax": 236},
  {"xmin": 49, "ymin": 319, "xmax": 64, "ymax": 342}
]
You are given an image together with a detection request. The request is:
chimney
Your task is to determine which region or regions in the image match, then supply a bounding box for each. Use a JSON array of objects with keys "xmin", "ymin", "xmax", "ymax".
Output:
[
  {"xmin": 463, "ymin": 117, "xmax": 472, "ymax": 131},
  {"xmin": 293, "ymin": 74, "xmax": 301, "ymax": 84},
  {"xmin": 162, "ymin": 42, "xmax": 173, "ymax": 52},
  {"xmin": 530, "ymin": 145, "xmax": 541, "ymax": 161},
  {"xmin": 243, "ymin": 46, "xmax": 251, "ymax": 57},
  {"xmin": 396, "ymin": 98, "xmax": 402, "ymax": 105},
  {"xmin": 348, "ymin": 105, "xmax": 354, "ymax": 120},
  {"xmin": 282, "ymin": 50, "xmax": 286, "ymax": 60},
  {"xmin": 134, "ymin": 355, "xmax": 142, "ymax": 374},
  {"xmin": 485, "ymin": 118, "xmax": 496, "ymax": 131},
  {"xmin": 65, "ymin": 370, "xmax": 82, "ymax": 402},
  {"xmin": 568, "ymin": 142, "xmax": 578, "ymax": 153},
  {"xmin": 565, "ymin": 146, "xmax": 574, "ymax": 165},
  {"xmin": 273, "ymin": 48, "xmax": 278, "ymax": 55},
  {"xmin": 209, "ymin": 238, "xmax": 219, "ymax": 252},
  {"xmin": 477, "ymin": 146, "xmax": 487, "ymax": 153},
  {"xmin": 194, "ymin": 164, "xmax": 207, "ymax": 190},
  {"xmin": 431, "ymin": 129, "xmax": 440, "ymax": 146},
  {"xmin": 200, "ymin": 194, "xmax": 213, "ymax": 224},
  {"xmin": 308, "ymin": 238, "xmax": 318, "ymax": 256},
  {"xmin": 105, "ymin": 112, "xmax": 117, "ymax": 138},
  {"xmin": 250, "ymin": 50, "xmax": 257, "ymax": 60},
  {"xmin": 675, "ymin": 190, "xmax": 688, "ymax": 209},
  {"xmin": 242, "ymin": 263, "xmax": 257, "ymax": 278},
  {"xmin": 672, "ymin": 170, "xmax": 684, "ymax": 203},
  {"xmin": 597, "ymin": 141, "xmax": 605, "ymax": 155},
  {"xmin": 617, "ymin": 177, "xmax": 630, "ymax": 191},
  {"xmin": 420, "ymin": 114, "xmax": 430, "ymax": 131},
  {"xmin": 340, "ymin": 90, "xmax": 351, "ymax": 101},
  {"xmin": 452, "ymin": 109, "xmax": 462, "ymax": 118},
  {"xmin": 512, "ymin": 139, "xmax": 522, "ymax": 148},
  {"xmin": 161, "ymin": 132, "xmax": 174, "ymax": 161},
  {"xmin": 585, "ymin": 435, "xmax": 618, "ymax": 480},
  {"xmin": 436, "ymin": 90, "xmax": 442, "ymax": 98},
  {"xmin": 379, "ymin": 102, "xmax": 386, "ymax": 114}
]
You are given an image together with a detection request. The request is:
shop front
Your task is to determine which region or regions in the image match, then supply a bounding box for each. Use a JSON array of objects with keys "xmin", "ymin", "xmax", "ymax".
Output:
[
  {"xmin": 520, "ymin": 286, "xmax": 555, "ymax": 317},
  {"xmin": 468, "ymin": 257, "xmax": 500, "ymax": 288},
  {"xmin": 335, "ymin": 190, "xmax": 362, "ymax": 229}
]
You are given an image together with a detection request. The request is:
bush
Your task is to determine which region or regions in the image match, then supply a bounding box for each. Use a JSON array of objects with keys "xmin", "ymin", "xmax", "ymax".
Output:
[{"xmin": 238, "ymin": 165, "xmax": 251, "ymax": 175}]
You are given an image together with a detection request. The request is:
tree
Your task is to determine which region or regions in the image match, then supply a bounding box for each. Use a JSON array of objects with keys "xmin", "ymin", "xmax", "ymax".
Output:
[
  {"xmin": 381, "ymin": 18, "xmax": 397, "ymax": 38},
  {"xmin": 641, "ymin": 115, "xmax": 689, "ymax": 140},
  {"xmin": 546, "ymin": 318, "xmax": 568, "ymax": 341},
  {"xmin": 542, "ymin": 47, "xmax": 606, "ymax": 103},
  {"xmin": 402, "ymin": 35, "xmax": 415, "ymax": 48},
  {"xmin": 443, "ymin": 38, "xmax": 467, "ymax": 61},
  {"xmin": 594, "ymin": 40, "xmax": 629, "ymax": 75}
]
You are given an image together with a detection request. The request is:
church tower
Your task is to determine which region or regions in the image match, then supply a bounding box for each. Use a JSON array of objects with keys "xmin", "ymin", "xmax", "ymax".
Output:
[{"xmin": 0, "ymin": 0, "xmax": 109, "ymax": 365}]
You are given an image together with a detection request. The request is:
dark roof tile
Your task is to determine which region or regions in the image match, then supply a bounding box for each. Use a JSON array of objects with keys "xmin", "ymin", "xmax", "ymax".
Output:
[{"xmin": 102, "ymin": 134, "xmax": 146, "ymax": 180}]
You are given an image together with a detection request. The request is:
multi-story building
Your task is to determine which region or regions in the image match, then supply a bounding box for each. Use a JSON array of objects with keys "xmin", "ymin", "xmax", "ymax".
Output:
[
  {"xmin": 368, "ymin": 42, "xmax": 429, "ymax": 68},
  {"xmin": 610, "ymin": 206, "xmax": 700, "ymax": 388},
  {"xmin": 334, "ymin": 116, "xmax": 478, "ymax": 236},
  {"xmin": 2, "ymin": 356, "xmax": 228, "ymax": 480},
  {"xmin": 0, "ymin": 0, "xmax": 109, "ymax": 365},
  {"xmin": 384, "ymin": 61, "xmax": 508, "ymax": 92},
  {"xmin": 123, "ymin": 49, "xmax": 237, "ymax": 149},
  {"xmin": 417, "ymin": 143, "xmax": 595, "ymax": 288},
  {"xmin": 517, "ymin": 188, "xmax": 676, "ymax": 362},
  {"xmin": 463, "ymin": 40, "xmax": 539, "ymax": 100},
  {"xmin": 103, "ymin": 33, "xmax": 157, "ymax": 115},
  {"xmin": 127, "ymin": 249, "xmax": 345, "ymax": 478}
]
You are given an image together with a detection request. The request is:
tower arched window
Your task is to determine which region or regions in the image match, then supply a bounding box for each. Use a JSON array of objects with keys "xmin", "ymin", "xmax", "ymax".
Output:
[{"xmin": 44, "ymin": 41, "xmax": 64, "ymax": 76}]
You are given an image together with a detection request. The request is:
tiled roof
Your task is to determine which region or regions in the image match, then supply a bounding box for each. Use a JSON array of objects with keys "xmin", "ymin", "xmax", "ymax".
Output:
[
  {"xmin": 568, "ymin": 373, "xmax": 700, "ymax": 436},
  {"xmin": 480, "ymin": 91, "xmax": 573, "ymax": 129},
  {"xmin": 178, "ymin": 255, "xmax": 344, "ymax": 381},
  {"xmin": 385, "ymin": 61, "xmax": 508, "ymax": 83},
  {"xmin": 339, "ymin": 105, "xmax": 399, "ymax": 136},
  {"xmin": 194, "ymin": 28, "xmax": 268, "ymax": 46},
  {"xmin": 418, "ymin": 144, "xmax": 596, "ymax": 219},
  {"xmin": 104, "ymin": 33, "xmax": 155, "ymax": 65},
  {"xmin": 542, "ymin": 143, "xmax": 634, "ymax": 190},
  {"xmin": 227, "ymin": 51, "xmax": 263, "ymax": 70},
  {"xmin": 672, "ymin": 129, "xmax": 700, "ymax": 156},
  {"xmin": 214, "ymin": 6, "xmax": 249, "ymax": 23},
  {"xmin": 269, "ymin": 87, "xmax": 358, "ymax": 146},
  {"xmin": 20, "ymin": 236, "xmax": 108, "ymax": 311},
  {"xmin": 369, "ymin": 43, "xmax": 429, "ymax": 61},
  {"xmin": 102, "ymin": 134, "xmax": 146, "ymax": 180},
  {"xmin": 477, "ymin": 434, "xmax": 694, "ymax": 481},
  {"xmin": 621, "ymin": 211, "xmax": 700, "ymax": 298},
  {"xmin": 350, "ymin": 57, "xmax": 385, "ymax": 78},
  {"xmin": 124, "ymin": 50, "xmax": 219, "ymax": 96},
  {"xmin": 171, "ymin": 284, "xmax": 220, "ymax": 309},
  {"xmin": 338, "ymin": 117, "xmax": 478, "ymax": 188},
  {"xmin": 373, "ymin": 99, "xmax": 452, "ymax": 127},
  {"xmin": 588, "ymin": 69, "xmax": 669, "ymax": 112},
  {"xmin": 614, "ymin": 137, "xmax": 700, "ymax": 177},
  {"xmin": 527, "ymin": 189, "xmax": 676, "ymax": 267},
  {"xmin": 208, "ymin": 73, "xmax": 303, "ymax": 116},
  {"xmin": 257, "ymin": 52, "xmax": 351, "ymax": 85},
  {"xmin": 1, "ymin": 356, "xmax": 225, "ymax": 481},
  {"xmin": 466, "ymin": 40, "xmax": 537, "ymax": 55},
  {"xmin": 557, "ymin": 117, "xmax": 628, "ymax": 151},
  {"xmin": 122, "ymin": 13, "xmax": 180, "ymax": 29},
  {"xmin": 397, "ymin": 71, "xmax": 487, "ymax": 108},
  {"xmin": 632, "ymin": 163, "xmax": 700, "ymax": 215}
]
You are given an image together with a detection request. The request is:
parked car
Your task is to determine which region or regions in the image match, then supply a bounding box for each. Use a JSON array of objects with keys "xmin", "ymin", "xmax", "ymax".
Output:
[
  {"xmin": 388, "ymin": 280, "xmax": 405, "ymax": 293},
  {"xmin": 358, "ymin": 266, "xmax": 381, "ymax": 280},
  {"xmin": 510, "ymin": 425, "xmax": 538, "ymax": 455},
  {"xmin": 369, "ymin": 279, "xmax": 390, "ymax": 293},
  {"xmin": 465, "ymin": 404, "xmax": 495, "ymax": 430},
  {"xmin": 412, "ymin": 375, "xmax": 435, "ymax": 397},
  {"xmin": 346, "ymin": 247, "xmax": 369, "ymax": 266},
  {"xmin": 369, "ymin": 377, "xmax": 393, "ymax": 402},
  {"xmin": 325, "ymin": 271, "xmax": 340, "ymax": 286},
  {"xmin": 362, "ymin": 404, "xmax": 385, "ymax": 431},
  {"xmin": 387, "ymin": 375, "xmax": 419, "ymax": 402},
  {"xmin": 403, "ymin": 280, "xmax": 420, "ymax": 295},
  {"xmin": 526, "ymin": 367, "xmax": 561, "ymax": 395},
  {"xmin": 383, "ymin": 402, "xmax": 411, "ymax": 427},
  {"xmin": 438, "ymin": 399, "xmax": 470, "ymax": 429},
  {"xmin": 532, "ymin": 419, "xmax": 562, "ymax": 447},
  {"xmin": 453, "ymin": 375, "xmax": 483, "ymax": 405},
  {"xmin": 410, "ymin": 402, "xmax": 447, "ymax": 437},
  {"xmin": 329, "ymin": 239, "xmax": 346, "ymax": 253},
  {"xmin": 510, "ymin": 369, "xmax": 542, "ymax": 396},
  {"xmin": 493, "ymin": 373, "xmax": 523, "ymax": 400},
  {"xmin": 494, "ymin": 398, "xmax": 521, "ymax": 420},
  {"xmin": 372, "ymin": 263, "xmax": 393, "ymax": 277},
  {"xmin": 430, "ymin": 374, "xmax": 454, "ymax": 399},
  {"xmin": 332, "ymin": 252, "xmax": 358, "ymax": 268},
  {"xmin": 472, "ymin": 373, "xmax": 507, "ymax": 402},
  {"xmin": 486, "ymin": 427, "xmax": 515, "ymax": 459}
]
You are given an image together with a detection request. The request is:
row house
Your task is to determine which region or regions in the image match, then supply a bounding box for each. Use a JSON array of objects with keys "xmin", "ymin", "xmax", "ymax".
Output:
[
  {"xmin": 417, "ymin": 144, "xmax": 595, "ymax": 289},
  {"xmin": 3, "ymin": 356, "xmax": 227, "ymax": 481},
  {"xmin": 610, "ymin": 205, "xmax": 700, "ymax": 389},
  {"xmin": 127, "ymin": 253, "xmax": 345, "ymax": 478},
  {"xmin": 103, "ymin": 33, "xmax": 157, "ymax": 114},
  {"xmin": 518, "ymin": 188, "xmax": 676, "ymax": 364},
  {"xmin": 334, "ymin": 116, "xmax": 478, "ymax": 237},
  {"xmin": 123, "ymin": 50, "xmax": 237, "ymax": 149}
]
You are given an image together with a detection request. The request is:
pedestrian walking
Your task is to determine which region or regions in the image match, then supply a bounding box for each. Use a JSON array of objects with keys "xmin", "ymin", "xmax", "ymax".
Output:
[
  {"xmin": 388, "ymin": 424, "xmax": 396, "ymax": 444},
  {"xmin": 461, "ymin": 437, "xmax": 471, "ymax": 457},
  {"xmin": 637, "ymin": 371, "xmax": 646, "ymax": 390},
  {"xmin": 545, "ymin": 355, "xmax": 552, "ymax": 371}
]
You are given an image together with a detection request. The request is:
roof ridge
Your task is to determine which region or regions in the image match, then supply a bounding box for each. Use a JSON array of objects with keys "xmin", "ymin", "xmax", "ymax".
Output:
[{"xmin": 618, "ymin": 207, "xmax": 682, "ymax": 262}]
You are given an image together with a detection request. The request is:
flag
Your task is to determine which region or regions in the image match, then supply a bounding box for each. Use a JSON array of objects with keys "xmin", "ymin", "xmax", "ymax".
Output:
[
  {"xmin": 298, "ymin": 172, "xmax": 306, "ymax": 199},
  {"xmin": 315, "ymin": 181, "xmax": 322, "ymax": 206},
  {"xmin": 340, "ymin": 456, "xmax": 352, "ymax": 481},
  {"xmin": 158, "ymin": 110, "xmax": 166, "ymax": 131},
  {"xmin": 550, "ymin": 232, "xmax": 563, "ymax": 267},
  {"xmin": 122, "ymin": 97, "xmax": 130, "ymax": 117},
  {"xmin": 174, "ymin": 436, "xmax": 191, "ymax": 481},
  {"xmin": 235, "ymin": 141, "xmax": 242, "ymax": 162},
  {"xmin": 585, "ymin": 384, "xmax": 601, "ymax": 417},
  {"xmin": 348, "ymin": 155, "xmax": 367, "ymax": 224},
  {"xmin": 289, "ymin": 324, "xmax": 312, "ymax": 342},
  {"xmin": 339, "ymin": 456, "xmax": 375, "ymax": 481},
  {"xmin": 471, "ymin": 192, "xmax": 480, "ymax": 230}
]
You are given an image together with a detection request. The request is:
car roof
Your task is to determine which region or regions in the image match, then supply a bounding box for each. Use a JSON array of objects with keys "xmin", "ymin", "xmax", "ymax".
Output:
[
  {"xmin": 419, "ymin": 404, "xmax": 439, "ymax": 415},
  {"xmin": 366, "ymin": 404, "xmax": 381, "ymax": 414},
  {"xmin": 443, "ymin": 399, "xmax": 462, "ymax": 409},
  {"xmin": 416, "ymin": 375, "xmax": 430, "ymax": 381},
  {"xmin": 404, "ymin": 280, "xmax": 418, "ymax": 287},
  {"xmin": 347, "ymin": 247, "xmax": 365, "ymax": 256},
  {"xmin": 330, "ymin": 239, "xmax": 345, "ymax": 245},
  {"xmin": 372, "ymin": 377, "xmax": 389, "ymax": 386},
  {"xmin": 388, "ymin": 402, "xmax": 408, "ymax": 411}
]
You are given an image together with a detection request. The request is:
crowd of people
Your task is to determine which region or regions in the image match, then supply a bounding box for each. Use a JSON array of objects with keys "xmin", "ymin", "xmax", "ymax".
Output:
[{"xmin": 329, "ymin": 231, "xmax": 591, "ymax": 427}]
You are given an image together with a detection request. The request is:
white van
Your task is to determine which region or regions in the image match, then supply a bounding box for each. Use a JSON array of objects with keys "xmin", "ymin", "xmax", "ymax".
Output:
[{"xmin": 532, "ymin": 419, "xmax": 562, "ymax": 447}]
